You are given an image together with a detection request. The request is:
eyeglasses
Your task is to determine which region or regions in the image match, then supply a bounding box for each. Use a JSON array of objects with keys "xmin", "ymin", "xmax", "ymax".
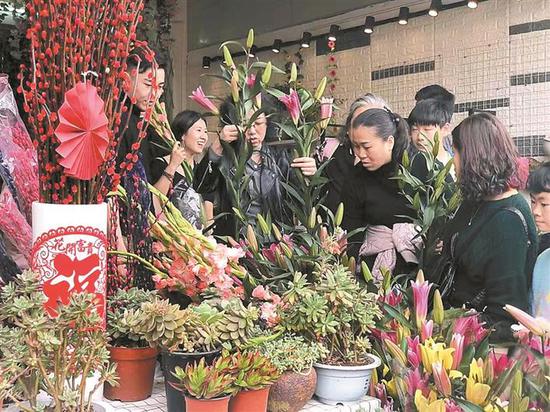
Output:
[{"xmin": 252, "ymin": 120, "xmax": 267, "ymax": 128}]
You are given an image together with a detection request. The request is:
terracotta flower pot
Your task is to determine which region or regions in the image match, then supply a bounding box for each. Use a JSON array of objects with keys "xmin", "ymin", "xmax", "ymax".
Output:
[
  {"xmin": 162, "ymin": 349, "xmax": 221, "ymax": 412},
  {"xmin": 229, "ymin": 387, "xmax": 270, "ymax": 412},
  {"xmin": 185, "ymin": 395, "xmax": 230, "ymax": 412},
  {"xmin": 103, "ymin": 346, "xmax": 158, "ymax": 402},
  {"xmin": 268, "ymin": 368, "xmax": 317, "ymax": 412}
]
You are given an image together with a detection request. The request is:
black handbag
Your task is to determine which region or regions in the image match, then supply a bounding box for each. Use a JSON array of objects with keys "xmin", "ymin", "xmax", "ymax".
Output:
[{"xmin": 437, "ymin": 206, "xmax": 531, "ymax": 302}]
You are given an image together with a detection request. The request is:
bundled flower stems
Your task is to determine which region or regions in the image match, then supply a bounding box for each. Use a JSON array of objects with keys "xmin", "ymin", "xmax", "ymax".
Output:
[{"xmin": 112, "ymin": 185, "xmax": 247, "ymax": 300}]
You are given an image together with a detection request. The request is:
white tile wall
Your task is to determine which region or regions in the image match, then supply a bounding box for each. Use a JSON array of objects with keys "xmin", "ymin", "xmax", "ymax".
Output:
[{"xmin": 184, "ymin": 0, "xmax": 550, "ymax": 155}]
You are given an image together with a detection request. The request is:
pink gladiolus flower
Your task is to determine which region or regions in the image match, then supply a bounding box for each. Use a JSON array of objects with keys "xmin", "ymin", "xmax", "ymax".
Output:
[
  {"xmin": 411, "ymin": 277, "xmax": 432, "ymax": 328},
  {"xmin": 432, "ymin": 362, "xmax": 452, "ymax": 396},
  {"xmin": 252, "ymin": 285, "xmax": 270, "ymax": 300},
  {"xmin": 279, "ymin": 89, "xmax": 301, "ymax": 125},
  {"xmin": 246, "ymin": 73, "xmax": 256, "ymax": 88},
  {"xmin": 260, "ymin": 302, "xmax": 280, "ymax": 327},
  {"xmin": 152, "ymin": 242, "xmax": 166, "ymax": 254},
  {"xmin": 421, "ymin": 320, "xmax": 434, "ymax": 342},
  {"xmin": 450, "ymin": 333, "xmax": 465, "ymax": 369},
  {"xmin": 189, "ymin": 86, "xmax": 219, "ymax": 115}
]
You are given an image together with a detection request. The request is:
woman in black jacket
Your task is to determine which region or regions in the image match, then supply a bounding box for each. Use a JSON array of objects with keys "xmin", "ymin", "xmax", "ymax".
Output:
[{"xmin": 194, "ymin": 98, "xmax": 316, "ymax": 237}]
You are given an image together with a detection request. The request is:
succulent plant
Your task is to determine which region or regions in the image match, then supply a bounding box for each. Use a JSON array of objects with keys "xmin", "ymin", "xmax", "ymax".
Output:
[
  {"xmin": 171, "ymin": 357, "xmax": 233, "ymax": 399},
  {"xmin": 229, "ymin": 351, "xmax": 280, "ymax": 391},
  {"xmin": 215, "ymin": 298, "xmax": 259, "ymax": 348},
  {"xmin": 106, "ymin": 287, "xmax": 157, "ymax": 347},
  {"xmin": 127, "ymin": 298, "xmax": 222, "ymax": 352},
  {"xmin": 258, "ymin": 334, "xmax": 326, "ymax": 374},
  {"xmin": 280, "ymin": 263, "xmax": 382, "ymax": 365},
  {"xmin": 126, "ymin": 298, "xmax": 190, "ymax": 351}
]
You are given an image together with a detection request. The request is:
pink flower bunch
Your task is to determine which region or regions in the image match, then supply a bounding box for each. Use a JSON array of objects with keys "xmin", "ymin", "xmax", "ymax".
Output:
[
  {"xmin": 251, "ymin": 285, "xmax": 283, "ymax": 327},
  {"xmin": 151, "ymin": 238, "xmax": 245, "ymax": 301}
]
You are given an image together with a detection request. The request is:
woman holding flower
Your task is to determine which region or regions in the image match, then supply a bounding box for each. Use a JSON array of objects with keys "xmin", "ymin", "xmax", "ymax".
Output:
[
  {"xmin": 150, "ymin": 110, "xmax": 213, "ymax": 229},
  {"xmin": 194, "ymin": 96, "xmax": 317, "ymax": 236}
]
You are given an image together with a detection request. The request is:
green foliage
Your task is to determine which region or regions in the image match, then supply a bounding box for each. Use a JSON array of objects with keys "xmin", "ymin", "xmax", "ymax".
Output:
[
  {"xmin": 229, "ymin": 351, "xmax": 280, "ymax": 392},
  {"xmin": 0, "ymin": 271, "xmax": 117, "ymax": 412},
  {"xmin": 279, "ymin": 263, "xmax": 382, "ymax": 365},
  {"xmin": 394, "ymin": 133, "xmax": 459, "ymax": 275},
  {"xmin": 106, "ymin": 287, "xmax": 157, "ymax": 348},
  {"xmin": 171, "ymin": 357, "xmax": 233, "ymax": 399},
  {"xmin": 258, "ymin": 334, "xmax": 326, "ymax": 373}
]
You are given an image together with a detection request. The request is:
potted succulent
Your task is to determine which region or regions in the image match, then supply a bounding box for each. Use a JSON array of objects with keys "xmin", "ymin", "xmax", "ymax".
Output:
[
  {"xmin": 129, "ymin": 298, "xmax": 224, "ymax": 412},
  {"xmin": 0, "ymin": 271, "xmax": 117, "ymax": 412},
  {"xmin": 280, "ymin": 261, "xmax": 382, "ymax": 405},
  {"xmin": 228, "ymin": 351, "xmax": 280, "ymax": 412},
  {"xmin": 171, "ymin": 357, "xmax": 234, "ymax": 412},
  {"xmin": 103, "ymin": 288, "xmax": 159, "ymax": 402},
  {"xmin": 259, "ymin": 335, "xmax": 325, "ymax": 412}
]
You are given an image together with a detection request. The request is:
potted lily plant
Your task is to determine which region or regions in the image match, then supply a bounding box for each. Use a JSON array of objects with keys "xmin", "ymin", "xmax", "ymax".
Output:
[
  {"xmin": 279, "ymin": 260, "xmax": 382, "ymax": 404},
  {"xmin": 171, "ymin": 357, "xmax": 234, "ymax": 412},
  {"xmin": 228, "ymin": 351, "xmax": 280, "ymax": 412},
  {"xmin": 259, "ymin": 334, "xmax": 326, "ymax": 412},
  {"xmin": 103, "ymin": 288, "xmax": 159, "ymax": 402}
]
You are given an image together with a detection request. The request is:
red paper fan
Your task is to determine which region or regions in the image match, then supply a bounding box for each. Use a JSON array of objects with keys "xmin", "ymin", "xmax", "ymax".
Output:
[{"xmin": 55, "ymin": 82, "xmax": 109, "ymax": 180}]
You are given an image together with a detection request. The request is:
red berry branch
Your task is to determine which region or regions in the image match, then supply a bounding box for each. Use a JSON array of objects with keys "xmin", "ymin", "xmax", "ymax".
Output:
[{"xmin": 20, "ymin": 0, "xmax": 155, "ymax": 204}]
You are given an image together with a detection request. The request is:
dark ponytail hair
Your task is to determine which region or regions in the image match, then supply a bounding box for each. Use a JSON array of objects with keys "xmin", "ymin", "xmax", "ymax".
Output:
[
  {"xmin": 352, "ymin": 108, "xmax": 410, "ymax": 167},
  {"xmin": 171, "ymin": 110, "xmax": 207, "ymax": 140}
]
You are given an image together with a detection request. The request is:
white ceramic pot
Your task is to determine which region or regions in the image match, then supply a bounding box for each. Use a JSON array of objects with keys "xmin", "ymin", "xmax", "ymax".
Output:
[
  {"xmin": 31, "ymin": 202, "xmax": 108, "ymax": 325},
  {"xmin": 313, "ymin": 354, "xmax": 381, "ymax": 405}
]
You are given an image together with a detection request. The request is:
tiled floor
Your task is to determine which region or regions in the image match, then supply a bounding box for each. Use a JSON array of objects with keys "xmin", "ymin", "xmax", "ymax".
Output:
[{"xmin": 96, "ymin": 379, "xmax": 381, "ymax": 412}]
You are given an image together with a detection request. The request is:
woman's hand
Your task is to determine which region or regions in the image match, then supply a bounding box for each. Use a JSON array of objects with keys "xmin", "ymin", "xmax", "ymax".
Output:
[
  {"xmin": 168, "ymin": 141, "xmax": 186, "ymax": 169},
  {"xmin": 291, "ymin": 157, "xmax": 317, "ymax": 176},
  {"xmin": 219, "ymin": 124, "xmax": 239, "ymax": 143},
  {"xmin": 211, "ymin": 125, "xmax": 240, "ymax": 156}
]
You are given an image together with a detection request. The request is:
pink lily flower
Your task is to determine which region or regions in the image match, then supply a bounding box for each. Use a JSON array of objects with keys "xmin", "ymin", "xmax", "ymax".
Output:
[
  {"xmin": 407, "ymin": 336, "xmax": 421, "ymax": 368},
  {"xmin": 453, "ymin": 314, "xmax": 488, "ymax": 345},
  {"xmin": 421, "ymin": 319, "xmax": 434, "ymax": 342},
  {"xmin": 246, "ymin": 73, "xmax": 256, "ymax": 88},
  {"xmin": 504, "ymin": 304, "xmax": 550, "ymax": 337},
  {"xmin": 432, "ymin": 361, "xmax": 452, "ymax": 396},
  {"xmin": 450, "ymin": 333, "xmax": 465, "ymax": 369},
  {"xmin": 411, "ymin": 276, "xmax": 432, "ymax": 328},
  {"xmin": 404, "ymin": 368, "xmax": 429, "ymax": 397},
  {"xmin": 279, "ymin": 89, "xmax": 301, "ymax": 125},
  {"xmin": 319, "ymin": 97, "xmax": 333, "ymax": 129},
  {"xmin": 189, "ymin": 86, "xmax": 219, "ymax": 115}
]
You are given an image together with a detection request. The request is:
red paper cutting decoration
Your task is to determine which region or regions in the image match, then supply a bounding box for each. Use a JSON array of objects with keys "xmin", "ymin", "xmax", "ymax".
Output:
[{"xmin": 55, "ymin": 82, "xmax": 109, "ymax": 180}]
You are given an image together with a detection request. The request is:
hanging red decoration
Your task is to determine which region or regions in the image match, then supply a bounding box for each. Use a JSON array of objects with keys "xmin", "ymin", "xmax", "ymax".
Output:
[{"xmin": 55, "ymin": 82, "xmax": 109, "ymax": 181}]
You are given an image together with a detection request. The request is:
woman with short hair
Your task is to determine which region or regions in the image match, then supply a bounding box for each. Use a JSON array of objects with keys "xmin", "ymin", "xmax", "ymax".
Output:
[{"xmin": 443, "ymin": 113, "xmax": 538, "ymax": 343}]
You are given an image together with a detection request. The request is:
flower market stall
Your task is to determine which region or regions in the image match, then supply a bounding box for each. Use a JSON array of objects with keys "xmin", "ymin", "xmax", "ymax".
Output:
[{"xmin": 0, "ymin": 0, "xmax": 549, "ymax": 411}]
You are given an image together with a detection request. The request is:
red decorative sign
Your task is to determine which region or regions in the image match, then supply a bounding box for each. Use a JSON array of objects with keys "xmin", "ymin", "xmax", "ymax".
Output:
[{"xmin": 31, "ymin": 226, "xmax": 107, "ymax": 326}]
